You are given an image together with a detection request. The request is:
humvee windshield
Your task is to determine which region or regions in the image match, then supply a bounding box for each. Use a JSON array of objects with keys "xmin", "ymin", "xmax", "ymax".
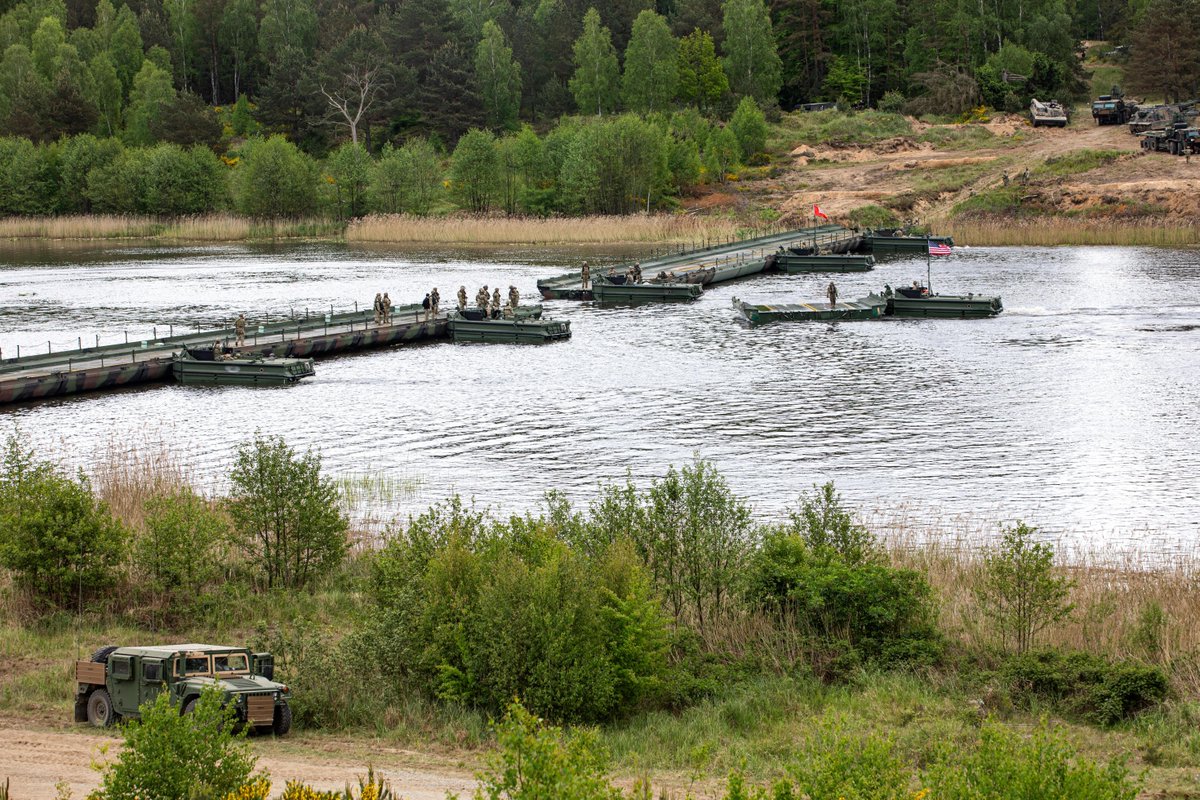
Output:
[
  {"xmin": 185, "ymin": 654, "xmax": 212, "ymax": 675},
  {"xmin": 214, "ymin": 653, "xmax": 249, "ymax": 674}
]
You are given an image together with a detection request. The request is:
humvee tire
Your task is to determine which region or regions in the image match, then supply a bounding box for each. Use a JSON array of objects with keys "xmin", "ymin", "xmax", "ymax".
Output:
[
  {"xmin": 90, "ymin": 645, "xmax": 118, "ymax": 664},
  {"xmin": 182, "ymin": 697, "xmax": 198, "ymax": 715},
  {"xmin": 272, "ymin": 701, "xmax": 292, "ymax": 736},
  {"xmin": 87, "ymin": 689, "xmax": 117, "ymax": 727}
]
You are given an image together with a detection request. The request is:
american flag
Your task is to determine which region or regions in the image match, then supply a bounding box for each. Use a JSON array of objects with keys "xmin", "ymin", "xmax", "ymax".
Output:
[{"xmin": 928, "ymin": 241, "xmax": 952, "ymax": 256}]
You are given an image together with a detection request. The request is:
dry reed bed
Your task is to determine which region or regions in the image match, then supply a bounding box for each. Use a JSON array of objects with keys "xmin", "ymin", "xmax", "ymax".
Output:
[
  {"xmin": 0, "ymin": 214, "xmax": 339, "ymax": 241},
  {"xmin": 346, "ymin": 213, "xmax": 744, "ymax": 244},
  {"xmin": 941, "ymin": 218, "xmax": 1200, "ymax": 246}
]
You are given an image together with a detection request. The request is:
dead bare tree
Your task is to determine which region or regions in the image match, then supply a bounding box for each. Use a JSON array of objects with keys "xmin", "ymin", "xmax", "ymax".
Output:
[{"xmin": 319, "ymin": 64, "xmax": 384, "ymax": 145}]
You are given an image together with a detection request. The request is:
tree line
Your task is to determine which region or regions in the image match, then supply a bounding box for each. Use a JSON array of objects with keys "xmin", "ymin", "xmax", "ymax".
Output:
[
  {"xmin": 0, "ymin": 98, "xmax": 767, "ymax": 216},
  {"xmin": 0, "ymin": 0, "xmax": 1188, "ymax": 168}
]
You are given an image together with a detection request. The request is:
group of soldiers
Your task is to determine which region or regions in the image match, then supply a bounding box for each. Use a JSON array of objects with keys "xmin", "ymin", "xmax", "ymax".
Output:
[
  {"xmin": 372, "ymin": 292, "xmax": 394, "ymax": 324},
  {"xmin": 421, "ymin": 288, "xmax": 441, "ymax": 321},
  {"xmin": 459, "ymin": 284, "xmax": 521, "ymax": 318}
]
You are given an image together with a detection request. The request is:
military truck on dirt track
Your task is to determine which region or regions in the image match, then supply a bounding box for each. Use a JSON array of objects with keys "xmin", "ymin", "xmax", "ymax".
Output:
[
  {"xmin": 75, "ymin": 643, "xmax": 292, "ymax": 734},
  {"xmin": 1092, "ymin": 95, "xmax": 1135, "ymax": 125},
  {"xmin": 1129, "ymin": 102, "xmax": 1198, "ymax": 134},
  {"xmin": 1030, "ymin": 98, "xmax": 1068, "ymax": 127},
  {"xmin": 1139, "ymin": 123, "xmax": 1200, "ymax": 155}
]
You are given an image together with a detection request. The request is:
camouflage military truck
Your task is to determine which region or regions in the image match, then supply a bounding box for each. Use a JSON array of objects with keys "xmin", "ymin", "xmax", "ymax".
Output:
[
  {"xmin": 1092, "ymin": 95, "xmax": 1135, "ymax": 125},
  {"xmin": 1139, "ymin": 122, "xmax": 1200, "ymax": 155},
  {"xmin": 1029, "ymin": 98, "xmax": 1068, "ymax": 127},
  {"xmin": 75, "ymin": 644, "xmax": 292, "ymax": 734}
]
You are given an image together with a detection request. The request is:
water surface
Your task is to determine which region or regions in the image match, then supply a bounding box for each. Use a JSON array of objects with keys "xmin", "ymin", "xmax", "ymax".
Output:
[{"xmin": 2, "ymin": 241, "xmax": 1197, "ymax": 545}]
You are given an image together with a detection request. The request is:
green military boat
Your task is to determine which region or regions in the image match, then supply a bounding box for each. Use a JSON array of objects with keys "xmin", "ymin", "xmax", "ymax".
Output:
[
  {"xmin": 772, "ymin": 253, "xmax": 876, "ymax": 273},
  {"xmin": 592, "ymin": 274, "xmax": 703, "ymax": 303},
  {"xmin": 732, "ymin": 295, "xmax": 885, "ymax": 325},
  {"xmin": 864, "ymin": 230, "xmax": 954, "ymax": 254},
  {"xmin": 173, "ymin": 348, "xmax": 315, "ymax": 385},
  {"xmin": 448, "ymin": 306, "xmax": 571, "ymax": 343},
  {"xmin": 883, "ymin": 285, "xmax": 1002, "ymax": 318}
]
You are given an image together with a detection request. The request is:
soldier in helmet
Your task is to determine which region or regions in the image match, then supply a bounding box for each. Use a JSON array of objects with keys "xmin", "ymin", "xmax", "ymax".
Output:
[
  {"xmin": 457, "ymin": 285, "xmax": 468, "ymax": 312},
  {"xmin": 477, "ymin": 286, "xmax": 489, "ymax": 314},
  {"xmin": 373, "ymin": 292, "xmax": 383, "ymax": 325},
  {"xmin": 508, "ymin": 285, "xmax": 520, "ymax": 310},
  {"xmin": 431, "ymin": 287, "xmax": 441, "ymax": 317},
  {"xmin": 491, "ymin": 287, "xmax": 502, "ymax": 318},
  {"xmin": 382, "ymin": 293, "xmax": 393, "ymax": 324},
  {"xmin": 234, "ymin": 313, "xmax": 246, "ymax": 347},
  {"xmin": 827, "ymin": 281, "xmax": 838, "ymax": 309},
  {"xmin": 631, "ymin": 262, "xmax": 643, "ymax": 283},
  {"xmin": 581, "ymin": 260, "xmax": 590, "ymax": 289}
]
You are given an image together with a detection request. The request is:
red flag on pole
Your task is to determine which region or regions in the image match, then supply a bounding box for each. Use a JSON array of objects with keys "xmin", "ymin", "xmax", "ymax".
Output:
[{"xmin": 813, "ymin": 204, "xmax": 828, "ymax": 220}]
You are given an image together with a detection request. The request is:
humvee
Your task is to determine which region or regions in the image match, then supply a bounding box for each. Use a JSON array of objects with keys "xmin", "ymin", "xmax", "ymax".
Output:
[{"xmin": 74, "ymin": 644, "xmax": 292, "ymax": 734}]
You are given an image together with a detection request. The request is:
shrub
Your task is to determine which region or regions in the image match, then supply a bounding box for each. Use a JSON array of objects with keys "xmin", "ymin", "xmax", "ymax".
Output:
[
  {"xmin": 926, "ymin": 719, "xmax": 1141, "ymax": 799},
  {"xmin": 846, "ymin": 204, "xmax": 901, "ymax": 229},
  {"xmin": 785, "ymin": 716, "xmax": 911, "ymax": 800},
  {"xmin": 231, "ymin": 135, "xmax": 319, "ymax": 217},
  {"xmin": 1002, "ymin": 649, "xmax": 1169, "ymax": 725},
  {"xmin": 974, "ymin": 522, "xmax": 1074, "ymax": 654},
  {"xmin": 746, "ymin": 533, "xmax": 943, "ymax": 671},
  {"xmin": 365, "ymin": 508, "xmax": 669, "ymax": 723},
  {"xmin": 876, "ymin": 90, "xmax": 906, "ymax": 113},
  {"xmin": 137, "ymin": 488, "xmax": 229, "ymax": 596},
  {"xmin": 786, "ymin": 482, "xmax": 878, "ymax": 564},
  {"xmin": 227, "ymin": 434, "xmax": 348, "ymax": 590},
  {"xmin": 474, "ymin": 701, "xmax": 621, "ymax": 800},
  {"xmin": 0, "ymin": 436, "xmax": 126, "ymax": 610},
  {"xmin": 98, "ymin": 687, "xmax": 258, "ymax": 800}
]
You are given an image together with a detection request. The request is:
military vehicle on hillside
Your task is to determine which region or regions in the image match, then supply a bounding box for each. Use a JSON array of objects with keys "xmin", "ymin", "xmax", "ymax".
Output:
[
  {"xmin": 1128, "ymin": 102, "xmax": 1197, "ymax": 134},
  {"xmin": 1092, "ymin": 94, "xmax": 1136, "ymax": 125},
  {"xmin": 1030, "ymin": 98, "xmax": 1069, "ymax": 127},
  {"xmin": 1139, "ymin": 122, "xmax": 1200, "ymax": 155},
  {"xmin": 74, "ymin": 644, "xmax": 292, "ymax": 734}
]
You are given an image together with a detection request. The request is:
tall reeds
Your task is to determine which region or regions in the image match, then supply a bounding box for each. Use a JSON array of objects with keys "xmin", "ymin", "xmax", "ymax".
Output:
[
  {"xmin": 345, "ymin": 213, "xmax": 744, "ymax": 244},
  {"xmin": 0, "ymin": 214, "xmax": 343, "ymax": 241},
  {"xmin": 941, "ymin": 218, "xmax": 1200, "ymax": 246}
]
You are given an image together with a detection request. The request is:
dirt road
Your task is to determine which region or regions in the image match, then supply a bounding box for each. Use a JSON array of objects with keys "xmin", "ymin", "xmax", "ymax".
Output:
[{"xmin": 1, "ymin": 722, "xmax": 478, "ymax": 800}]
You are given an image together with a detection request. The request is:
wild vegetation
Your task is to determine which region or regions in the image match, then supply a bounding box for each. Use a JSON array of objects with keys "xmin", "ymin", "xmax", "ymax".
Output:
[
  {"xmin": 0, "ymin": 0, "xmax": 1190, "ymax": 232},
  {"xmin": 3, "ymin": 433, "xmax": 1200, "ymax": 797}
]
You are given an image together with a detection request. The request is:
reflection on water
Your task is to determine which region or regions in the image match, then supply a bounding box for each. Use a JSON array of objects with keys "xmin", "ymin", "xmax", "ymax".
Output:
[{"xmin": 1, "ymin": 241, "xmax": 1198, "ymax": 544}]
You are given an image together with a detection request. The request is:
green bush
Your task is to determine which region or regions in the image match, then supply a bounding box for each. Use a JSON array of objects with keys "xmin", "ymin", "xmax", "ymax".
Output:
[
  {"xmin": 729, "ymin": 96, "xmax": 769, "ymax": 159},
  {"xmin": 785, "ymin": 716, "xmax": 911, "ymax": 800},
  {"xmin": 365, "ymin": 503, "xmax": 669, "ymax": 723},
  {"xmin": 1002, "ymin": 649, "xmax": 1169, "ymax": 725},
  {"xmin": 974, "ymin": 522, "xmax": 1074, "ymax": 654},
  {"xmin": 0, "ymin": 436, "xmax": 126, "ymax": 610},
  {"xmin": 137, "ymin": 487, "xmax": 229, "ymax": 597},
  {"xmin": 847, "ymin": 204, "xmax": 901, "ymax": 229},
  {"xmin": 227, "ymin": 433, "xmax": 348, "ymax": 590},
  {"xmin": 98, "ymin": 687, "xmax": 259, "ymax": 800},
  {"xmin": 231, "ymin": 135, "xmax": 319, "ymax": 217},
  {"xmin": 475, "ymin": 701, "xmax": 620, "ymax": 800},
  {"xmin": 926, "ymin": 719, "xmax": 1140, "ymax": 799}
]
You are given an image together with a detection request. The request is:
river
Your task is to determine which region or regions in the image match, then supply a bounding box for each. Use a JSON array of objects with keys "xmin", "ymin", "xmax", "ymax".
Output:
[{"xmin": 1, "ymin": 241, "xmax": 1197, "ymax": 547}]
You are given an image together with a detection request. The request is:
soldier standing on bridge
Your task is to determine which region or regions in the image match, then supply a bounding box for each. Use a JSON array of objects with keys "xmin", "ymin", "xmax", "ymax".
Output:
[
  {"xmin": 422, "ymin": 293, "xmax": 432, "ymax": 322},
  {"xmin": 581, "ymin": 261, "xmax": 590, "ymax": 288},
  {"xmin": 827, "ymin": 281, "xmax": 839, "ymax": 309},
  {"xmin": 382, "ymin": 293, "xmax": 393, "ymax": 324},
  {"xmin": 457, "ymin": 286, "xmax": 468, "ymax": 312},
  {"xmin": 477, "ymin": 286, "xmax": 490, "ymax": 313},
  {"xmin": 492, "ymin": 287, "xmax": 502, "ymax": 318},
  {"xmin": 508, "ymin": 285, "xmax": 520, "ymax": 312},
  {"xmin": 235, "ymin": 313, "xmax": 246, "ymax": 347},
  {"xmin": 431, "ymin": 287, "xmax": 441, "ymax": 316},
  {"xmin": 373, "ymin": 293, "xmax": 383, "ymax": 325}
]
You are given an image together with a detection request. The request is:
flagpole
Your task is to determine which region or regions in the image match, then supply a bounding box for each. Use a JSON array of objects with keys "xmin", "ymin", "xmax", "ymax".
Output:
[{"xmin": 926, "ymin": 238, "xmax": 932, "ymax": 294}]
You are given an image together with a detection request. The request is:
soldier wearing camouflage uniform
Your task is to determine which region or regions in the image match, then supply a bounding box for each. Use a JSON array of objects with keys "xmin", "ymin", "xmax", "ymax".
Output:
[
  {"xmin": 457, "ymin": 286, "xmax": 468, "ymax": 312},
  {"xmin": 235, "ymin": 313, "xmax": 246, "ymax": 346},
  {"xmin": 491, "ymin": 287, "xmax": 502, "ymax": 318},
  {"xmin": 373, "ymin": 293, "xmax": 383, "ymax": 324},
  {"xmin": 431, "ymin": 288, "xmax": 440, "ymax": 316},
  {"xmin": 477, "ymin": 286, "xmax": 489, "ymax": 313},
  {"xmin": 508, "ymin": 285, "xmax": 520, "ymax": 311},
  {"xmin": 382, "ymin": 293, "xmax": 393, "ymax": 324},
  {"xmin": 581, "ymin": 261, "xmax": 590, "ymax": 289}
]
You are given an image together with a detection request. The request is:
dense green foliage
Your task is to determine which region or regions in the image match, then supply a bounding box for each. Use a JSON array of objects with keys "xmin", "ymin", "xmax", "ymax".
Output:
[
  {"xmin": 227, "ymin": 433, "xmax": 348, "ymax": 590},
  {"xmin": 0, "ymin": 435, "xmax": 125, "ymax": 610},
  {"xmin": 0, "ymin": 0, "xmax": 1181, "ymax": 221},
  {"xmin": 98, "ymin": 687, "xmax": 258, "ymax": 800},
  {"xmin": 1002, "ymin": 649, "xmax": 1170, "ymax": 725}
]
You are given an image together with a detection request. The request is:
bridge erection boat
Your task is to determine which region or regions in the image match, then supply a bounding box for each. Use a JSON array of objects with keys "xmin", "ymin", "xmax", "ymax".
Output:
[
  {"xmin": 447, "ymin": 306, "xmax": 572, "ymax": 343},
  {"xmin": 173, "ymin": 347, "xmax": 316, "ymax": 386}
]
